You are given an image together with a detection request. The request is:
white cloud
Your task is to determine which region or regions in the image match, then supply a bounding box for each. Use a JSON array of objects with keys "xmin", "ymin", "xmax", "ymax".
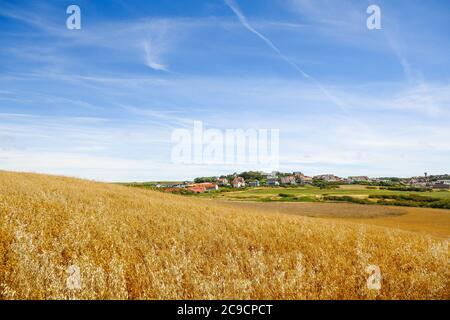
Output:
[
  {"xmin": 339, "ymin": 82, "xmax": 450, "ymax": 117},
  {"xmin": 142, "ymin": 40, "xmax": 169, "ymax": 71}
]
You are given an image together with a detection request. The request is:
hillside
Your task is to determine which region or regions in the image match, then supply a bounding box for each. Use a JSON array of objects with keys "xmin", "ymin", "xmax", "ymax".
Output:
[{"xmin": 0, "ymin": 171, "xmax": 448, "ymax": 299}]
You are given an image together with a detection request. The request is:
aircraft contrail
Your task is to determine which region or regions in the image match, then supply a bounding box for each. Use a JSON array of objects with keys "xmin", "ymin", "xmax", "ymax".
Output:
[{"xmin": 224, "ymin": 0, "xmax": 345, "ymax": 110}]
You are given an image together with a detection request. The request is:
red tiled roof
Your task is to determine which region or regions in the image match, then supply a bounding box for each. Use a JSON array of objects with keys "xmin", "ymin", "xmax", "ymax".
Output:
[
  {"xmin": 187, "ymin": 186, "xmax": 206, "ymax": 193},
  {"xmin": 198, "ymin": 183, "xmax": 217, "ymax": 188}
]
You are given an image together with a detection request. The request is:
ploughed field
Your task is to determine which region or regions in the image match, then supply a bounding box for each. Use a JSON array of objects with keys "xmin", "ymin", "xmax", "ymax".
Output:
[{"xmin": 0, "ymin": 171, "xmax": 448, "ymax": 299}]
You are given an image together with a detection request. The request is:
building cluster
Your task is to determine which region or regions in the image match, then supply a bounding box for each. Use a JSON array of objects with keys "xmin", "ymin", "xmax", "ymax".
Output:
[
  {"xmin": 407, "ymin": 174, "xmax": 450, "ymax": 189},
  {"xmin": 155, "ymin": 172, "xmax": 450, "ymax": 193}
]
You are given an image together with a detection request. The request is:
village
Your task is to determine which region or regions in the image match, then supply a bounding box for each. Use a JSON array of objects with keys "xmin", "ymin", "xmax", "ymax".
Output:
[{"xmin": 152, "ymin": 171, "xmax": 450, "ymax": 194}]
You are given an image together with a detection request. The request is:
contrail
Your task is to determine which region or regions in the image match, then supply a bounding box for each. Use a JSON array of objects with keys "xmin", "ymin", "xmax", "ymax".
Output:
[
  {"xmin": 224, "ymin": 0, "xmax": 309, "ymax": 79},
  {"xmin": 224, "ymin": 0, "xmax": 345, "ymax": 109}
]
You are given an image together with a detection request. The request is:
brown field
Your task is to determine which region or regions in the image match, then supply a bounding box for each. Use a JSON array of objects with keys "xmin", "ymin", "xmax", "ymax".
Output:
[
  {"xmin": 214, "ymin": 201, "xmax": 450, "ymax": 239},
  {"xmin": 337, "ymin": 185, "xmax": 375, "ymax": 190},
  {"xmin": 214, "ymin": 201, "xmax": 407, "ymax": 218},
  {"xmin": 0, "ymin": 171, "xmax": 448, "ymax": 299}
]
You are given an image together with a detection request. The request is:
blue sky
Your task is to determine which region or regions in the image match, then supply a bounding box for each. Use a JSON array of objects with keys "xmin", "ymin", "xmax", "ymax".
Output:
[{"xmin": 0, "ymin": 0, "xmax": 449, "ymax": 181}]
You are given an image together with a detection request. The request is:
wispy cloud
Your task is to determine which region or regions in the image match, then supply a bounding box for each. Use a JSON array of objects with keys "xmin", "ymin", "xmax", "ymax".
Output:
[
  {"xmin": 287, "ymin": 0, "xmax": 431, "ymax": 86},
  {"xmin": 142, "ymin": 40, "xmax": 169, "ymax": 71},
  {"xmin": 0, "ymin": 2, "xmax": 178, "ymax": 74}
]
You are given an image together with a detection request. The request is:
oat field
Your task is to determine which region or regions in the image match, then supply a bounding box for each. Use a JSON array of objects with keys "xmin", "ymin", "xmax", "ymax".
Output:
[{"xmin": 0, "ymin": 171, "xmax": 448, "ymax": 299}]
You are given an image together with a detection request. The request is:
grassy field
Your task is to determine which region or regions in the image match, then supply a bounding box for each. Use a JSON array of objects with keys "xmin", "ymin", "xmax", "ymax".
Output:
[
  {"xmin": 201, "ymin": 185, "xmax": 450, "ymax": 202},
  {"xmin": 0, "ymin": 171, "xmax": 448, "ymax": 299}
]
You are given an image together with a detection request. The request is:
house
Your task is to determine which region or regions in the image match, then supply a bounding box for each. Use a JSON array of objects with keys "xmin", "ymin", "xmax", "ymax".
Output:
[
  {"xmin": 294, "ymin": 172, "xmax": 313, "ymax": 184},
  {"xmin": 247, "ymin": 180, "xmax": 260, "ymax": 187},
  {"xmin": 300, "ymin": 176, "xmax": 313, "ymax": 184},
  {"xmin": 294, "ymin": 172, "xmax": 306, "ymax": 180},
  {"xmin": 434, "ymin": 180, "xmax": 450, "ymax": 189},
  {"xmin": 200, "ymin": 182, "xmax": 219, "ymax": 191},
  {"xmin": 217, "ymin": 178, "xmax": 229, "ymax": 186},
  {"xmin": 187, "ymin": 186, "xmax": 206, "ymax": 193},
  {"xmin": 372, "ymin": 178, "xmax": 392, "ymax": 184},
  {"xmin": 280, "ymin": 175, "xmax": 296, "ymax": 185},
  {"xmin": 232, "ymin": 177, "xmax": 245, "ymax": 188},
  {"xmin": 348, "ymin": 176, "xmax": 370, "ymax": 183},
  {"xmin": 266, "ymin": 178, "xmax": 280, "ymax": 186},
  {"xmin": 186, "ymin": 183, "xmax": 218, "ymax": 193},
  {"xmin": 313, "ymin": 174, "xmax": 340, "ymax": 182},
  {"xmin": 409, "ymin": 178, "xmax": 428, "ymax": 187}
]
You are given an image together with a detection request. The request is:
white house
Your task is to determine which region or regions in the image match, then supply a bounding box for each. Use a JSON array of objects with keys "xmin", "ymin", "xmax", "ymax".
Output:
[
  {"xmin": 232, "ymin": 177, "xmax": 245, "ymax": 188},
  {"xmin": 266, "ymin": 178, "xmax": 280, "ymax": 186},
  {"xmin": 280, "ymin": 176, "xmax": 296, "ymax": 185},
  {"xmin": 313, "ymin": 174, "xmax": 340, "ymax": 182}
]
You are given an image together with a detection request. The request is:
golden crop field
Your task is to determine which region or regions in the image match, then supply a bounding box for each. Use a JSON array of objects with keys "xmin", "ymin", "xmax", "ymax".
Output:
[
  {"xmin": 0, "ymin": 171, "xmax": 448, "ymax": 299},
  {"xmin": 214, "ymin": 201, "xmax": 450, "ymax": 239}
]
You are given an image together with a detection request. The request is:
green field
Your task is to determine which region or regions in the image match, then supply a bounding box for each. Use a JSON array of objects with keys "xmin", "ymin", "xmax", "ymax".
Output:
[
  {"xmin": 193, "ymin": 184, "xmax": 450, "ymax": 209},
  {"xmin": 201, "ymin": 184, "xmax": 449, "ymax": 199}
]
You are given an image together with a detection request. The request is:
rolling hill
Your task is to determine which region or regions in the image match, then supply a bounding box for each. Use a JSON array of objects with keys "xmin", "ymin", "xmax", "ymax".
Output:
[{"xmin": 0, "ymin": 171, "xmax": 448, "ymax": 299}]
